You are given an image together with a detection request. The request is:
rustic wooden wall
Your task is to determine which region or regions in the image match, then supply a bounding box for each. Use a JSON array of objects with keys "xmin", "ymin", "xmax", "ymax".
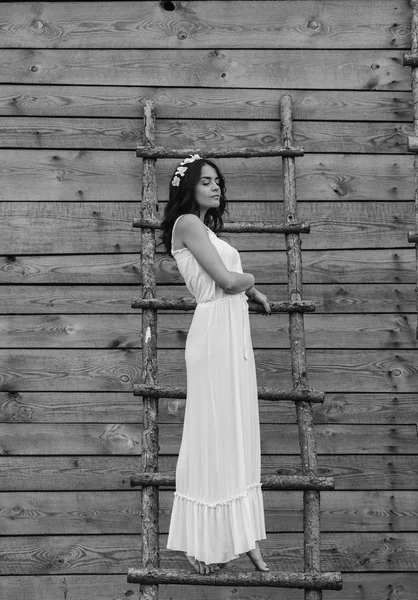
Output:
[{"xmin": 0, "ymin": 1, "xmax": 417, "ymax": 599}]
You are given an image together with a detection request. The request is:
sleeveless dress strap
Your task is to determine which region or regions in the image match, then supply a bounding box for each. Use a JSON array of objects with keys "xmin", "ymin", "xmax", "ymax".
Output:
[{"xmin": 171, "ymin": 214, "xmax": 188, "ymax": 254}]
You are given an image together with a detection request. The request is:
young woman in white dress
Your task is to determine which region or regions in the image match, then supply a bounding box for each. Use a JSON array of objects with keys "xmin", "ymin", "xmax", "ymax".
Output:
[{"xmin": 161, "ymin": 155, "xmax": 271, "ymax": 575}]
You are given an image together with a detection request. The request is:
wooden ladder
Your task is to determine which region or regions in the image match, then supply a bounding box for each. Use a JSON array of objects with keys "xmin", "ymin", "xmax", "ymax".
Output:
[{"xmin": 127, "ymin": 95, "xmax": 343, "ymax": 599}]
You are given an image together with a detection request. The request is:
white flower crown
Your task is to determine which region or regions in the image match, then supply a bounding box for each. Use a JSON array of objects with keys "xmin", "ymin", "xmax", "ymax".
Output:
[{"xmin": 171, "ymin": 153, "xmax": 202, "ymax": 186}]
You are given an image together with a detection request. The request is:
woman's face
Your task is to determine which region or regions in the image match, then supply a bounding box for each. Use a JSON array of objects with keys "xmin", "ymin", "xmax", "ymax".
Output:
[{"xmin": 193, "ymin": 164, "xmax": 221, "ymax": 212}]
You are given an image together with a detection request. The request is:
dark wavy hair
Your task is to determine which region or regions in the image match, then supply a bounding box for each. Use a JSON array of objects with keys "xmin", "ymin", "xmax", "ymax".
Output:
[{"xmin": 160, "ymin": 157, "xmax": 229, "ymax": 256}]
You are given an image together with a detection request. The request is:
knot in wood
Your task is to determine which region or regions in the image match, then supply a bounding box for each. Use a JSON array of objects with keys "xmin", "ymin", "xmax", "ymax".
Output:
[
  {"xmin": 160, "ymin": 0, "xmax": 175, "ymax": 10},
  {"xmin": 31, "ymin": 19, "xmax": 44, "ymax": 29},
  {"xmin": 177, "ymin": 31, "xmax": 187, "ymax": 40},
  {"xmin": 307, "ymin": 18, "xmax": 320, "ymax": 30}
]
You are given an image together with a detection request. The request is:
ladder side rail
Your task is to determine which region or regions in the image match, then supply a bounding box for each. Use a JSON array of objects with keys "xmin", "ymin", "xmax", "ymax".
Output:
[
  {"xmin": 140, "ymin": 100, "xmax": 160, "ymax": 600},
  {"xmin": 404, "ymin": 0, "xmax": 418, "ymax": 338},
  {"xmin": 280, "ymin": 94, "xmax": 322, "ymax": 600}
]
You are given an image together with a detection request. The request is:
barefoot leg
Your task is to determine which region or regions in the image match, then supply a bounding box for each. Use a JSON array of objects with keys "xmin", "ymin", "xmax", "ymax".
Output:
[
  {"xmin": 183, "ymin": 552, "xmax": 219, "ymax": 574},
  {"xmin": 184, "ymin": 552, "xmax": 199, "ymax": 573},
  {"xmin": 246, "ymin": 541, "xmax": 269, "ymax": 572}
]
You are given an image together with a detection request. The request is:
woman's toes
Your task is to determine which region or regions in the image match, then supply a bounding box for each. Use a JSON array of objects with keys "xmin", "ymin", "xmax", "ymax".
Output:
[
  {"xmin": 184, "ymin": 553, "xmax": 223, "ymax": 575},
  {"xmin": 184, "ymin": 552, "xmax": 200, "ymax": 573}
]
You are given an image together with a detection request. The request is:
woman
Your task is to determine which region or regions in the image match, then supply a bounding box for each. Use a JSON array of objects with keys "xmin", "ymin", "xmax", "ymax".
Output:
[{"xmin": 162, "ymin": 154, "xmax": 271, "ymax": 575}]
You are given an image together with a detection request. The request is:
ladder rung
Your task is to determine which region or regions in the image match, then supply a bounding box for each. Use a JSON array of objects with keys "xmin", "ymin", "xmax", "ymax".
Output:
[
  {"xmin": 133, "ymin": 383, "xmax": 324, "ymax": 403},
  {"xmin": 406, "ymin": 136, "xmax": 418, "ymax": 152},
  {"xmin": 133, "ymin": 217, "xmax": 310, "ymax": 234},
  {"xmin": 403, "ymin": 51, "xmax": 418, "ymax": 67},
  {"xmin": 136, "ymin": 144, "xmax": 304, "ymax": 159},
  {"xmin": 408, "ymin": 230, "xmax": 418, "ymax": 243},
  {"xmin": 126, "ymin": 567, "xmax": 342, "ymax": 590},
  {"xmin": 130, "ymin": 473, "xmax": 334, "ymax": 490},
  {"xmin": 132, "ymin": 297, "xmax": 315, "ymax": 313}
]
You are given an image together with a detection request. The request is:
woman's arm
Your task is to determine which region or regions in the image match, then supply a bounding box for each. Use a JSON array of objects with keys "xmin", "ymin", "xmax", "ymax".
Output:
[
  {"xmin": 175, "ymin": 214, "xmax": 255, "ymax": 294},
  {"xmin": 245, "ymin": 286, "xmax": 271, "ymax": 314}
]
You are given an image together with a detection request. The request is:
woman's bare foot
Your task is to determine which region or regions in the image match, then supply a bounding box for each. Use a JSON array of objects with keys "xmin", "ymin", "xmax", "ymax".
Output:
[
  {"xmin": 246, "ymin": 541, "xmax": 269, "ymax": 572},
  {"xmin": 183, "ymin": 552, "xmax": 221, "ymax": 575}
]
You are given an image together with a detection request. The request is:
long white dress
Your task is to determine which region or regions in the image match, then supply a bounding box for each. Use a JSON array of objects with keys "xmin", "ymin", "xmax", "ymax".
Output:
[{"xmin": 166, "ymin": 214, "xmax": 266, "ymax": 565}]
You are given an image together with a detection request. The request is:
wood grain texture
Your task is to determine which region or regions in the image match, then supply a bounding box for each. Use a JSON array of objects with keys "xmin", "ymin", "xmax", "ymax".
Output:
[
  {"xmin": 0, "ymin": 455, "xmax": 415, "ymax": 491},
  {"xmin": 0, "ymin": 284, "xmax": 411, "ymax": 314},
  {"xmin": 0, "ymin": 313, "xmax": 415, "ymax": 349},
  {"xmin": 0, "ymin": 315, "xmax": 141, "ymax": 348},
  {"xmin": 1, "ymin": 573, "xmax": 418, "ymax": 600},
  {"xmin": 0, "ymin": 118, "xmax": 414, "ymax": 153},
  {"xmin": 0, "ymin": 152, "xmax": 412, "ymax": 201},
  {"xmin": 1, "ymin": 423, "xmax": 415, "ymax": 455},
  {"xmin": 0, "ymin": 249, "xmax": 413, "ymax": 284},
  {"xmin": 0, "ymin": 150, "xmax": 410, "ymax": 201},
  {"xmin": 1, "ymin": 391, "xmax": 417, "ymax": 425},
  {"xmin": 0, "ymin": 86, "xmax": 413, "ymax": 121},
  {"xmin": 0, "ymin": 490, "xmax": 416, "ymax": 534},
  {"xmin": 1, "ymin": 349, "xmax": 418, "ymax": 392},
  {"xmin": 0, "ymin": 49, "xmax": 409, "ymax": 89},
  {"xmin": 0, "ymin": 1, "xmax": 415, "ymax": 595},
  {"xmin": 0, "ymin": 200, "xmax": 414, "ymax": 253},
  {"xmin": 0, "ymin": 1, "xmax": 410, "ymax": 49},
  {"xmin": 0, "ymin": 533, "xmax": 417, "ymax": 573}
]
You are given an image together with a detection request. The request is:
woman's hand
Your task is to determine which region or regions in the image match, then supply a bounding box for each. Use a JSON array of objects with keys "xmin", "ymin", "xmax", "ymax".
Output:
[{"xmin": 246, "ymin": 287, "xmax": 271, "ymax": 314}]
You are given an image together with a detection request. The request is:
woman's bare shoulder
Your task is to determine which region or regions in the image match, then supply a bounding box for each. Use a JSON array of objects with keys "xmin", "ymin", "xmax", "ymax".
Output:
[{"xmin": 176, "ymin": 213, "xmax": 204, "ymax": 232}]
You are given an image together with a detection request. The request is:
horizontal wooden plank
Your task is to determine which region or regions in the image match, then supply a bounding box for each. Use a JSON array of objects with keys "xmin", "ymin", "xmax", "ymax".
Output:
[
  {"xmin": 0, "ymin": 50, "xmax": 410, "ymax": 89},
  {"xmin": 0, "ymin": 313, "xmax": 416, "ymax": 350},
  {"xmin": 1, "ymin": 201, "xmax": 414, "ymax": 253},
  {"xmin": 0, "ymin": 1, "xmax": 410, "ymax": 49},
  {"xmin": 0, "ymin": 284, "xmax": 412, "ymax": 314},
  {"xmin": 0, "ymin": 86, "xmax": 413, "ymax": 121},
  {"xmin": 0, "ymin": 249, "xmax": 414, "ymax": 284},
  {"xmin": 0, "ymin": 533, "xmax": 416, "ymax": 573},
  {"xmin": 0, "ymin": 315, "xmax": 142, "ymax": 349},
  {"xmin": 0, "ymin": 152, "xmax": 413, "ymax": 201},
  {"xmin": 1, "ymin": 422, "xmax": 415, "ymax": 455},
  {"xmin": 1, "ymin": 391, "xmax": 417, "ymax": 425},
  {"xmin": 0, "ymin": 118, "xmax": 414, "ymax": 153},
  {"xmin": 2, "ymin": 573, "xmax": 418, "ymax": 600},
  {"xmin": 0, "ymin": 455, "xmax": 415, "ymax": 491},
  {"xmin": 2, "ymin": 348, "xmax": 417, "ymax": 392},
  {"xmin": 1, "ymin": 490, "xmax": 416, "ymax": 535}
]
